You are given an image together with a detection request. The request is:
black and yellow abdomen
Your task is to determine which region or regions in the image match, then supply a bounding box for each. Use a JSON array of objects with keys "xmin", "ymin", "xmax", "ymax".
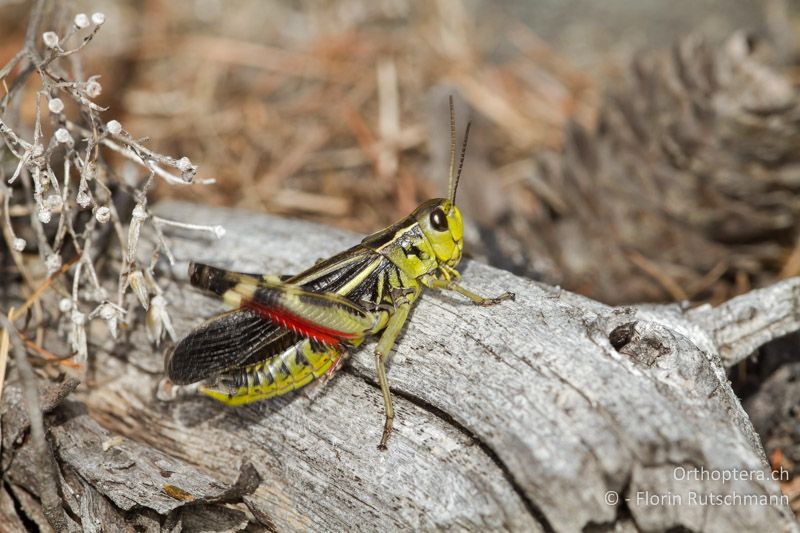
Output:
[{"xmin": 201, "ymin": 337, "xmax": 363, "ymax": 405}]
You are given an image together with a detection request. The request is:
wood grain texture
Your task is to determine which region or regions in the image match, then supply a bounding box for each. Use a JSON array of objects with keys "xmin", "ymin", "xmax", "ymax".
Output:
[{"xmin": 3, "ymin": 200, "xmax": 799, "ymax": 532}]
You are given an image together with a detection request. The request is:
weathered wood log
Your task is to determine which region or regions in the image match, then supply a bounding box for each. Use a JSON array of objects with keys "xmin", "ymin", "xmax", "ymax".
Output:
[{"xmin": 3, "ymin": 200, "xmax": 799, "ymax": 532}]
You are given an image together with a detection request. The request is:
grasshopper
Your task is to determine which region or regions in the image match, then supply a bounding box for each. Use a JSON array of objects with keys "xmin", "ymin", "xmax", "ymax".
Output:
[{"xmin": 165, "ymin": 98, "xmax": 514, "ymax": 449}]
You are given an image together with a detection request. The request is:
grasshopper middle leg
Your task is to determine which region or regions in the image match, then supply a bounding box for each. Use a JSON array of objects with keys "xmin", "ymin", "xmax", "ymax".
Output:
[{"xmin": 374, "ymin": 301, "xmax": 410, "ymax": 450}]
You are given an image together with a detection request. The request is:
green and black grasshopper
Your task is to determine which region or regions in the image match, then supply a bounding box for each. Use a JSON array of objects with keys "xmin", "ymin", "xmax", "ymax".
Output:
[{"xmin": 165, "ymin": 98, "xmax": 514, "ymax": 449}]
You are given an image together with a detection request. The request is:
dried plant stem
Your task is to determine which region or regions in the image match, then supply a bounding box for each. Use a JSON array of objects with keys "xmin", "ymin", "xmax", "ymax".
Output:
[
  {"xmin": 23, "ymin": 0, "xmax": 48, "ymax": 56},
  {"xmin": 0, "ymin": 316, "xmax": 9, "ymax": 412},
  {"xmin": 0, "ymin": 312, "xmax": 67, "ymax": 531},
  {"xmin": 18, "ymin": 330, "xmax": 82, "ymax": 370}
]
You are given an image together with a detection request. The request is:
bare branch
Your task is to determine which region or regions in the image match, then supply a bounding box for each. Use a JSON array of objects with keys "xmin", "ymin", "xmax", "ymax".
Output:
[{"xmin": 0, "ymin": 313, "xmax": 66, "ymax": 531}]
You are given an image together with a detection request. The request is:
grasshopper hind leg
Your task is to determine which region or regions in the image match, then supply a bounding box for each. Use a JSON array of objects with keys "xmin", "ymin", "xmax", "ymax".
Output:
[{"xmin": 301, "ymin": 348, "xmax": 350, "ymax": 402}]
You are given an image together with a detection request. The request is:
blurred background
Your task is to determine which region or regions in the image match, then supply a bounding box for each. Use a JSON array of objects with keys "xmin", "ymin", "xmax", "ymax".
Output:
[
  {"xmin": 2, "ymin": 0, "xmax": 800, "ymax": 514},
  {"xmin": 6, "ymin": 0, "xmax": 800, "ymax": 306}
]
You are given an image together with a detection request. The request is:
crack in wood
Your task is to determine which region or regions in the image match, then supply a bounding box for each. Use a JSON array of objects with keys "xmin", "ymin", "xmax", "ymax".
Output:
[{"xmin": 348, "ymin": 365, "xmax": 555, "ymax": 533}]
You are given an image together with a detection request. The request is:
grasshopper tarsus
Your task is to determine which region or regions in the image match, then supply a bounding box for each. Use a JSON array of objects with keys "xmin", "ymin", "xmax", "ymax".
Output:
[
  {"xmin": 379, "ymin": 418, "xmax": 394, "ymax": 450},
  {"xmin": 378, "ymin": 420, "xmax": 393, "ymax": 450},
  {"xmin": 471, "ymin": 291, "xmax": 515, "ymax": 307},
  {"xmin": 497, "ymin": 291, "xmax": 516, "ymax": 303}
]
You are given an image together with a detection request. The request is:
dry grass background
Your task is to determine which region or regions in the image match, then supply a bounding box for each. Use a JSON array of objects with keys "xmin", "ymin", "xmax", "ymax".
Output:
[
  {"xmin": 87, "ymin": 1, "xmax": 597, "ymax": 228},
  {"xmin": 6, "ymin": 0, "xmax": 797, "ymax": 305}
]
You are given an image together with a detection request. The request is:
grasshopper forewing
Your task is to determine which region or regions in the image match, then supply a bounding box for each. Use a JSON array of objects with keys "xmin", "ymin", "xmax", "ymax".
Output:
[{"xmin": 165, "ymin": 97, "xmax": 514, "ymax": 449}]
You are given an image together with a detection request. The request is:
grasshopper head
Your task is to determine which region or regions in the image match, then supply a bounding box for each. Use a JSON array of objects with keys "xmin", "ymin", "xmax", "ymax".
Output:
[
  {"xmin": 416, "ymin": 95, "xmax": 470, "ymax": 268},
  {"xmin": 415, "ymin": 199, "xmax": 463, "ymax": 267}
]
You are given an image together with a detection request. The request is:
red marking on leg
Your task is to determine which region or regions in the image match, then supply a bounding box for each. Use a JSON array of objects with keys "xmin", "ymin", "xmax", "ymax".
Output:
[
  {"xmin": 242, "ymin": 300, "xmax": 358, "ymax": 345},
  {"xmin": 325, "ymin": 351, "xmax": 344, "ymax": 379}
]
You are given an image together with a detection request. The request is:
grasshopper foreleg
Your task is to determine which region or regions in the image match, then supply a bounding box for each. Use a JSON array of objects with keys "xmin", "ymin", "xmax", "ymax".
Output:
[{"xmin": 424, "ymin": 275, "xmax": 515, "ymax": 306}]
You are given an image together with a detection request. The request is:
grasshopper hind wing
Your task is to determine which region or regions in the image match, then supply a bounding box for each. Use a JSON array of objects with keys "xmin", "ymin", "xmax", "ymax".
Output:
[{"xmin": 165, "ymin": 309, "xmax": 296, "ymax": 384}]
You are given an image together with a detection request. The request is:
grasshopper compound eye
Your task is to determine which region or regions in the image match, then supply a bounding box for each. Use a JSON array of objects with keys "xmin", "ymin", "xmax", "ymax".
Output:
[{"xmin": 429, "ymin": 207, "xmax": 448, "ymax": 231}]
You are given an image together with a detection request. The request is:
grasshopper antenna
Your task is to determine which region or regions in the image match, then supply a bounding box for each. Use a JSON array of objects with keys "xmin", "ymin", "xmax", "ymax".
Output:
[
  {"xmin": 447, "ymin": 95, "xmax": 458, "ymax": 203},
  {"xmin": 453, "ymin": 121, "xmax": 471, "ymax": 204},
  {"xmin": 447, "ymin": 95, "xmax": 470, "ymax": 204}
]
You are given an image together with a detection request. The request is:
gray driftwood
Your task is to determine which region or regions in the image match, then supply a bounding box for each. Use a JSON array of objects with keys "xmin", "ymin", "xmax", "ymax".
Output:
[{"xmin": 3, "ymin": 200, "xmax": 800, "ymax": 532}]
